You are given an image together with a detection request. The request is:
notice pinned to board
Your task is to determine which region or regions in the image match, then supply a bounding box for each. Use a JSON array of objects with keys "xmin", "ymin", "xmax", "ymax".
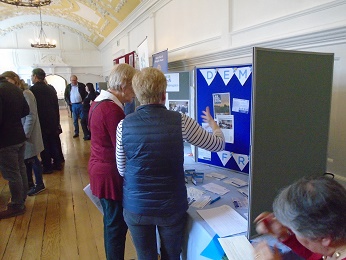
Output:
[
  {"xmin": 232, "ymin": 98, "xmax": 249, "ymax": 114},
  {"xmin": 165, "ymin": 73, "xmax": 180, "ymax": 92}
]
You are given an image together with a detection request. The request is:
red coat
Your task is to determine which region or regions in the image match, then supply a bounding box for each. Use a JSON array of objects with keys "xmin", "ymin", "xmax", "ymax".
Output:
[
  {"xmin": 88, "ymin": 99, "xmax": 125, "ymax": 200},
  {"xmin": 283, "ymin": 235, "xmax": 323, "ymax": 260}
]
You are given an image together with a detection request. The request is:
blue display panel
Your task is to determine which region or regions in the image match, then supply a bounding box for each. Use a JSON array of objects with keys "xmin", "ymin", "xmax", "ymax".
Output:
[{"xmin": 196, "ymin": 65, "xmax": 252, "ymax": 173}]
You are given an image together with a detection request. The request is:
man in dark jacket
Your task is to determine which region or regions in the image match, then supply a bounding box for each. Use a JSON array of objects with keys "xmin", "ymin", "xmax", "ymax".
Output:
[
  {"xmin": 0, "ymin": 76, "xmax": 30, "ymax": 219},
  {"xmin": 30, "ymin": 68, "xmax": 62, "ymax": 173},
  {"xmin": 64, "ymin": 75, "xmax": 87, "ymax": 138}
]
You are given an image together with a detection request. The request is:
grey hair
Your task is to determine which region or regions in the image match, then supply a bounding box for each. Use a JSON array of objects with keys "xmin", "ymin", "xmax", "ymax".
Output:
[
  {"xmin": 107, "ymin": 63, "xmax": 136, "ymax": 91},
  {"xmin": 273, "ymin": 176, "xmax": 346, "ymax": 242},
  {"xmin": 132, "ymin": 67, "xmax": 167, "ymax": 105}
]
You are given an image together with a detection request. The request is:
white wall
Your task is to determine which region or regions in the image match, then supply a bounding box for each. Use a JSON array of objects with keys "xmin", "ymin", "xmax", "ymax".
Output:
[
  {"xmin": 100, "ymin": 0, "xmax": 346, "ymax": 179},
  {"xmin": 0, "ymin": 25, "xmax": 104, "ymax": 86}
]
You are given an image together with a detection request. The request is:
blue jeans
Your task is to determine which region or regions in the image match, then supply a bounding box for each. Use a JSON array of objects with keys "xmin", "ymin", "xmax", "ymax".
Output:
[
  {"xmin": 124, "ymin": 209, "xmax": 187, "ymax": 260},
  {"xmin": 100, "ymin": 199, "xmax": 128, "ymax": 260},
  {"xmin": 0, "ymin": 142, "xmax": 28, "ymax": 207},
  {"xmin": 71, "ymin": 103, "xmax": 84, "ymax": 135}
]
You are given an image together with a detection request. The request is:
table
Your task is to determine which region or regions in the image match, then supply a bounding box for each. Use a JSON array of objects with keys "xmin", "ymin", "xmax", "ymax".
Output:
[
  {"xmin": 181, "ymin": 162, "xmax": 249, "ymax": 259},
  {"xmin": 180, "ymin": 161, "xmax": 301, "ymax": 260}
]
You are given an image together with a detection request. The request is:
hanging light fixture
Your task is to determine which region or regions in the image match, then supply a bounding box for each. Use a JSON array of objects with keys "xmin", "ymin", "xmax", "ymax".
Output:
[
  {"xmin": 0, "ymin": 0, "xmax": 51, "ymax": 7},
  {"xmin": 30, "ymin": 4, "xmax": 56, "ymax": 48}
]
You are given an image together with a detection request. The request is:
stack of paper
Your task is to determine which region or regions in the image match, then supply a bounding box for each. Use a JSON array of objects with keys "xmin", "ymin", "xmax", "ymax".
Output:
[
  {"xmin": 202, "ymin": 183, "xmax": 230, "ymax": 195},
  {"xmin": 218, "ymin": 235, "xmax": 255, "ymax": 260},
  {"xmin": 197, "ymin": 205, "xmax": 247, "ymax": 237}
]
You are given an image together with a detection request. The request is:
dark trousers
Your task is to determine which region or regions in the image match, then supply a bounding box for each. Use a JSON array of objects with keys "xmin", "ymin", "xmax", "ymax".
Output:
[
  {"xmin": 81, "ymin": 113, "xmax": 90, "ymax": 138},
  {"xmin": 100, "ymin": 198, "xmax": 128, "ymax": 260},
  {"xmin": 41, "ymin": 133, "xmax": 61, "ymax": 171},
  {"xmin": 25, "ymin": 156, "xmax": 43, "ymax": 187},
  {"xmin": 123, "ymin": 209, "xmax": 187, "ymax": 260},
  {"xmin": 0, "ymin": 142, "xmax": 28, "ymax": 207}
]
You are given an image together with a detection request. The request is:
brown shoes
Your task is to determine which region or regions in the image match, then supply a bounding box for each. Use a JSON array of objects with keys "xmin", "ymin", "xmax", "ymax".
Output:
[{"xmin": 0, "ymin": 205, "xmax": 26, "ymax": 219}]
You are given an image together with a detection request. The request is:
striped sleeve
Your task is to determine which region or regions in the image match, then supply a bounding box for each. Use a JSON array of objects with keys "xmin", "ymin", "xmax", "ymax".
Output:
[
  {"xmin": 181, "ymin": 113, "xmax": 225, "ymax": 152},
  {"xmin": 116, "ymin": 119, "xmax": 126, "ymax": 177}
]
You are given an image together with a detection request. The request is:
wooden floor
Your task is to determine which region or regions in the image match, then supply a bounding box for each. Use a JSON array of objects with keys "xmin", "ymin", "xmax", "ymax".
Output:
[{"xmin": 0, "ymin": 109, "xmax": 137, "ymax": 260}]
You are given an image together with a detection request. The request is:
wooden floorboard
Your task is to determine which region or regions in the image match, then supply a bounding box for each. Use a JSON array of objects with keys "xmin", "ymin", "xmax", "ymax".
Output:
[{"xmin": 0, "ymin": 109, "xmax": 137, "ymax": 260}]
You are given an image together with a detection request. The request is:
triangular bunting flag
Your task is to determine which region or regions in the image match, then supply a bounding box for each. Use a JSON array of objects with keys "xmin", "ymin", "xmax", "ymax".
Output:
[
  {"xmin": 217, "ymin": 151, "xmax": 232, "ymax": 166},
  {"xmin": 217, "ymin": 68, "xmax": 234, "ymax": 86},
  {"xmin": 200, "ymin": 69, "xmax": 218, "ymax": 86},
  {"xmin": 232, "ymin": 153, "xmax": 249, "ymax": 171},
  {"xmin": 234, "ymin": 67, "xmax": 251, "ymax": 86}
]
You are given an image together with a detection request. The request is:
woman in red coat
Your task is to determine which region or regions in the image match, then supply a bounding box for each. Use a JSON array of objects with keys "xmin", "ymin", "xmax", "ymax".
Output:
[
  {"xmin": 88, "ymin": 63, "xmax": 136, "ymax": 260},
  {"xmin": 254, "ymin": 176, "xmax": 346, "ymax": 260}
]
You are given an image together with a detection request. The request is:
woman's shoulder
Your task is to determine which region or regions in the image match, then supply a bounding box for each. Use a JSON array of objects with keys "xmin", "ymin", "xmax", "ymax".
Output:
[{"xmin": 23, "ymin": 89, "xmax": 35, "ymax": 99}]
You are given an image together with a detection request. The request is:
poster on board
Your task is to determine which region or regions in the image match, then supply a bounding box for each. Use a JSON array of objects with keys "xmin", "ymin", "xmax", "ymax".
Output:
[
  {"xmin": 196, "ymin": 65, "xmax": 252, "ymax": 173},
  {"xmin": 168, "ymin": 100, "xmax": 189, "ymax": 116}
]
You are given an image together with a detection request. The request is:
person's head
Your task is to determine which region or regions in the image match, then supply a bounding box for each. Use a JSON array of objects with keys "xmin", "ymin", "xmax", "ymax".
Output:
[
  {"xmin": 32, "ymin": 68, "xmax": 46, "ymax": 83},
  {"xmin": 107, "ymin": 63, "xmax": 136, "ymax": 103},
  {"xmin": 132, "ymin": 67, "xmax": 167, "ymax": 105},
  {"xmin": 86, "ymin": 83, "xmax": 95, "ymax": 93},
  {"xmin": 273, "ymin": 176, "xmax": 346, "ymax": 254},
  {"xmin": 70, "ymin": 75, "xmax": 78, "ymax": 86},
  {"xmin": 1, "ymin": 71, "xmax": 28, "ymax": 90}
]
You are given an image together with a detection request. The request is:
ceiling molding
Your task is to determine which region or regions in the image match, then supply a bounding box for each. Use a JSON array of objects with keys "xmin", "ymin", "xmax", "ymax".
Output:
[{"xmin": 0, "ymin": 0, "xmax": 141, "ymax": 46}]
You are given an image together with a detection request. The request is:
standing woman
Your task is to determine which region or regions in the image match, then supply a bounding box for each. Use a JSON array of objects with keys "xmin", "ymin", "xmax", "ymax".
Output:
[
  {"xmin": 88, "ymin": 64, "xmax": 136, "ymax": 260},
  {"xmin": 116, "ymin": 67, "xmax": 225, "ymax": 259},
  {"xmin": 1, "ymin": 71, "xmax": 45, "ymax": 196},
  {"xmin": 81, "ymin": 82, "xmax": 99, "ymax": 140}
]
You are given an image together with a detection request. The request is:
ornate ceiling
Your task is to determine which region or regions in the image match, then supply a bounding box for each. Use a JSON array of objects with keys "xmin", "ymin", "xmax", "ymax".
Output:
[{"xmin": 0, "ymin": 0, "xmax": 141, "ymax": 46}]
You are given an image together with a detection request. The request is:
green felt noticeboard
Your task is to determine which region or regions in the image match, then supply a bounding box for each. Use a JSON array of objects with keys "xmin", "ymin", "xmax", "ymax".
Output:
[{"xmin": 248, "ymin": 47, "xmax": 334, "ymax": 238}]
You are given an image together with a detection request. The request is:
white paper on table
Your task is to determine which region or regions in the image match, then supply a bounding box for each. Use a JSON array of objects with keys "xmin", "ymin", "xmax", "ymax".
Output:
[
  {"xmin": 237, "ymin": 188, "xmax": 249, "ymax": 198},
  {"xmin": 205, "ymin": 172, "xmax": 227, "ymax": 180},
  {"xmin": 83, "ymin": 184, "xmax": 104, "ymax": 215},
  {"xmin": 202, "ymin": 182, "xmax": 230, "ymax": 195},
  {"xmin": 218, "ymin": 235, "xmax": 255, "ymax": 260},
  {"xmin": 187, "ymin": 186, "xmax": 205, "ymax": 200},
  {"xmin": 224, "ymin": 177, "xmax": 248, "ymax": 187},
  {"xmin": 191, "ymin": 196, "xmax": 211, "ymax": 208},
  {"xmin": 197, "ymin": 205, "xmax": 247, "ymax": 237}
]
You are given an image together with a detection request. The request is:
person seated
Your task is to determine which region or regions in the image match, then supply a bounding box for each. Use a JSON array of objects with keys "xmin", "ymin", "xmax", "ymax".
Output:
[{"xmin": 254, "ymin": 176, "xmax": 346, "ymax": 260}]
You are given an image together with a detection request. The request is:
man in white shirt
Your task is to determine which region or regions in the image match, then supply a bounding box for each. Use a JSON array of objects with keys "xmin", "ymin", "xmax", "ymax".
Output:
[{"xmin": 64, "ymin": 75, "xmax": 87, "ymax": 138}]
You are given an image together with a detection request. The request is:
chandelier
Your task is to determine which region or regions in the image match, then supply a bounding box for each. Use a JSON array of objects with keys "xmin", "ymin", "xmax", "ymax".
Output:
[
  {"xmin": 30, "ymin": 5, "xmax": 56, "ymax": 48},
  {"xmin": 0, "ymin": 0, "xmax": 51, "ymax": 7}
]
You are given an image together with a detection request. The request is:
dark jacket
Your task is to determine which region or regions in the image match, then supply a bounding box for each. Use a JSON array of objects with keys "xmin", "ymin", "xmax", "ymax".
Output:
[
  {"xmin": 122, "ymin": 104, "xmax": 188, "ymax": 216},
  {"xmin": 64, "ymin": 82, "xmax": 87, "ymax": 104},
  {"xmin": 0, "ymin": 77, "xmax": 29, "ymax": 148},
  {"xmin": 82, "ymin": 91, "xmax": 99, "ymax": 113},
  {"xmin": 30, "ymin": 81, "xmax": 60, "ymax": 135}
]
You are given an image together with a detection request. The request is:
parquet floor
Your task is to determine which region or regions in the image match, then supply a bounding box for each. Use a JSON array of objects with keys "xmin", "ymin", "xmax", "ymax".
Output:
[{"xmin": 0, "ymin": 109, "xmax": 137, "ymax": 260}]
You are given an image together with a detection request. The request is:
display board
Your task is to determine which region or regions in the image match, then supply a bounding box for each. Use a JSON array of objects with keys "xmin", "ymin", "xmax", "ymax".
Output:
[
  {"xmin": 165, "ymin": 71, "xmax": 190, "ymax": 116},
  {"xmin": 196, "ymin": 65, "xmax": 252, "ymax": 173},
  {"xmin": 248, "ymin": 47, "xmax": 334, "ymax": 238}
]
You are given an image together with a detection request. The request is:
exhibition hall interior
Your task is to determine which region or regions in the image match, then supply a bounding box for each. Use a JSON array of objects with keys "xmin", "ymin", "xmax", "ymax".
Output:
[{"xmin": 0, "ymin": 0, "xmax": 346, "ymax": 259}]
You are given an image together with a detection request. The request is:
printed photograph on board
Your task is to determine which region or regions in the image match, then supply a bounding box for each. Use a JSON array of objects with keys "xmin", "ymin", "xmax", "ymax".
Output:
[
  {"xmin": 213, "ymin": 93, "xmax": 230, "ymax": 119},
  {"xmin": 169, "ymin": 100, "xmax": 189, "ymax": 116},
  {"xmin": 216, "ymin": 114, "xmax": 234, "ymax": 143}
]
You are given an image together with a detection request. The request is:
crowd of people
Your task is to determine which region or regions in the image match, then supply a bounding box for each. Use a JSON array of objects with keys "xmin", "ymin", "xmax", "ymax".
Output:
[
  {"xmin": 1, "ymin": 64, "xmax": 346, "ymax": 260},
  {"xmin": 0, "ymin": 68, "xmax": 99, "ymax": 219}
]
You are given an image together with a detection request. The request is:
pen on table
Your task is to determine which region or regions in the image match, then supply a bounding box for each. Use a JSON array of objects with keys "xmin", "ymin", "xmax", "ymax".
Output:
[
  {"xmin": 240, "ymin": 191, "xmax": 248, "ymax": 198},
  {"xmin": 210, "ymin": 196, "xmax": 221, "ymax": 204},
  {"xmin": 231, "ymin": 181, "xmax": 241, "ymax": 187}
]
